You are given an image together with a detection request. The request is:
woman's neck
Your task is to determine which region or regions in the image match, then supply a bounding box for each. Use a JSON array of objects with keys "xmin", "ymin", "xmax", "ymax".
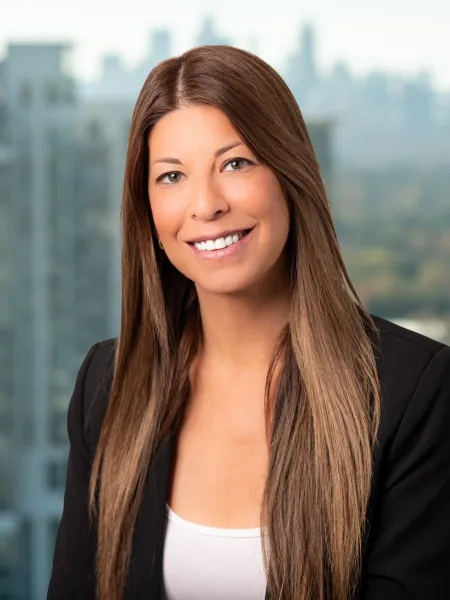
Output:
[{"xmin": 196, "ymin": 281, "xmax": 291, "ymax": 373}]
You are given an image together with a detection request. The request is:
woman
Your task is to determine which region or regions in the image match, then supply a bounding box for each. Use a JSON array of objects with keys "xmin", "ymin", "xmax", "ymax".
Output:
[{"xmin": 47, "ymin": 45, "xmax": 450, "ymax": 600}]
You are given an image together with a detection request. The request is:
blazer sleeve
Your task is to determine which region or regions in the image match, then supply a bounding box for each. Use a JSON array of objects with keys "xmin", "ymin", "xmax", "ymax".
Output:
[
  {"xmin": 47, "ymin": 343, "xmax": 100, "ymax": 600},
  {"xmin": 362, "ymin": 345, "xmax": 450, "ymax": 600}
]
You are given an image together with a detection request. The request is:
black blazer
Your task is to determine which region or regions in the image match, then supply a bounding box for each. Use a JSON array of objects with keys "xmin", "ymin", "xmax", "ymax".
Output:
[{"xmin": 47, "ymin": 315, "xmax": 450, "ymax": 600}]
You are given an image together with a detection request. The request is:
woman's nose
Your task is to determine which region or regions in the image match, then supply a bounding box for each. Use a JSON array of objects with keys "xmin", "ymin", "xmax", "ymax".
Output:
[{"xmin": 189, "ymin": 179, "xmax": 230, "ymax": 221}]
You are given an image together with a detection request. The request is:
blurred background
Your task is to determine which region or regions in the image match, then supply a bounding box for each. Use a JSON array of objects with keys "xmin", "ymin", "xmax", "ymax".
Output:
[{"xmin": 0, "ymin": 0, "xmax": 449, "ymax": 598}]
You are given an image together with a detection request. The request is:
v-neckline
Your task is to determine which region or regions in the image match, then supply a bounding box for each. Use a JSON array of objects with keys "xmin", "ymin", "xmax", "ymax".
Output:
[{"xmin": 124, "ymin": 428, "xmax": 270, "ymax": 599}]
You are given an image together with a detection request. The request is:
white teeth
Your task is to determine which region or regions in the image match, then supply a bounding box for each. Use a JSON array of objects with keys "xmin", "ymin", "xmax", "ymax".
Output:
[{"xmin": 194, "ymin": 231, "xmax": 245, "ymax": 251}]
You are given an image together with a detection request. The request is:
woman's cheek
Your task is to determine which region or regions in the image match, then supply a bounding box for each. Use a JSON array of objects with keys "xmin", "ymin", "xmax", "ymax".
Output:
[{"xmin": 150, "ymin": 193, "xmax": 185, "ymax": 237}]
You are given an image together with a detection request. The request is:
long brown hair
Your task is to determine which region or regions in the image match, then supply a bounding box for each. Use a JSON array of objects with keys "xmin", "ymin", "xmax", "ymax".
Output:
[{"xmin": 88, "ymin": 44, "xmax": 381, "ymax": 600}]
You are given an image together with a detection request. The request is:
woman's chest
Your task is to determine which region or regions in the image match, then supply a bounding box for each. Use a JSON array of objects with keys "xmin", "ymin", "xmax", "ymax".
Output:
[{"xmin": 167, "ymin": 392, "xmax": 269, "ymax": 529}]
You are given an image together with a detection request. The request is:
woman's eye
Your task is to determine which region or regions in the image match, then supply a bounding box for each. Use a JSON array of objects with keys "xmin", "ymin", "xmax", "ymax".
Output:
[
  {"xmin": 223, "ymin": 158, "xmax": 253, "ymax": 172},
  {"xmin": 157, "ymin": 171, "xmax": 183, "ymax": 185}
]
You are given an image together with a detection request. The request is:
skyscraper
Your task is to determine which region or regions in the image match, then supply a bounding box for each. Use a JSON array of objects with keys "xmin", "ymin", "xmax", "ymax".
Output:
[
  {"xmin": 285, "ymin": 23, "xmax": 319, "ymax": 108},
  {"xmin": 2, "ymin": 42, "xmax": 122, "ymax": 600}
]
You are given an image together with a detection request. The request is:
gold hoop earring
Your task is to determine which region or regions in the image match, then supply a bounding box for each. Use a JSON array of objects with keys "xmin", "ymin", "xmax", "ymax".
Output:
[{"xmin": 158, "ymin": 239, "xmax": 164, "ymax": 249}]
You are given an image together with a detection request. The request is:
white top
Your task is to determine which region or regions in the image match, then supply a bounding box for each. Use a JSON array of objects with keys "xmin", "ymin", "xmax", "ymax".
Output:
[{"xmin": 160, "ymin": 503, "xmax": 268, "ymax": 599}]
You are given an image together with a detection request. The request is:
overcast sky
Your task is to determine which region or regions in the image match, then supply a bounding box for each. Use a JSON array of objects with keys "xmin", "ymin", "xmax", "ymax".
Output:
[{"xmin": 1, "ymin": 0, "xmax": 449, "ymax": 91}]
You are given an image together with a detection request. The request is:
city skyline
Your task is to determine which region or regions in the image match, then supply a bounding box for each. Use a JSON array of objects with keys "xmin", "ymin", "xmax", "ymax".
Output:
[
  {"xmin": 1, "ymin": 34, "xmax": 449, "ymax": 600},
  {"xmin": 1, "ymin": 0, "xmax": 450, "ymax": 91}
]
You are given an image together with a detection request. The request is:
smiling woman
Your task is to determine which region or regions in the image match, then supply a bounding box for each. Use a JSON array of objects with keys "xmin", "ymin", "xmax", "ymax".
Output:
[
  {"xmin": 47, "ymin": 44, "xmax": 450, "ymax": 600},
  {"xmin": 148, "ymin": 104, "xmax": 290, "ymax": 293}
]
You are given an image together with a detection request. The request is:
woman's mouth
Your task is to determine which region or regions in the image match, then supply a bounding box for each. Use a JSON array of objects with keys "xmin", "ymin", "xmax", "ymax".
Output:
[
  {"xmin": 186, "ymin": 227, "xmax": 255, "ymax": 260},
  {"xmin": 189, "ymin": 229, "xmax": 252, "ymax": 252}
]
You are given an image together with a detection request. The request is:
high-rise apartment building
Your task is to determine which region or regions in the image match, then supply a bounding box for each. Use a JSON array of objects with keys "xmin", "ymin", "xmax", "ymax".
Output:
[{"xmin": 1, "ymin": 42, "xmax": 123, "ymax": 600}]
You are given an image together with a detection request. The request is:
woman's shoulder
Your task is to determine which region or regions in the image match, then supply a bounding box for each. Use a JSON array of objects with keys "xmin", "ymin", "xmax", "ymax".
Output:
[
  {"xmin": 369, "ymin": 314, "xmax": 450, "ymax": 445},
  {"xmin": 371, "ymin": 313, "xmax": 447, "ymax": 356},
  {"xmin": 370, "ymin": 313, "xmax": 448, "ymax": 387},
  {"xmin": 79, "ymin": 337, "xmax": 117, "ymax": 450}
]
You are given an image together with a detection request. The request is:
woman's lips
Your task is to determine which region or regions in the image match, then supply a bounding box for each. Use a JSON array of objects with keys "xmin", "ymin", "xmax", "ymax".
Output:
[{"xmin": 186, "ymin": 226, "xmax": 256, "ymax": 260}]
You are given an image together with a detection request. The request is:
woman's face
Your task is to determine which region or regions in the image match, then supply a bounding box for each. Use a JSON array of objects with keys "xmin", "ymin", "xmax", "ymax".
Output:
[{"xmin": 148, "ymin": 105, "xmax": 290, "ymax": 296}]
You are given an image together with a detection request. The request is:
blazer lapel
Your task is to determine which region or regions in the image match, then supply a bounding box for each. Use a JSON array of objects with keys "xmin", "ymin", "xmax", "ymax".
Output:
[{"xmin": 125, "ymin": 429, "xmax": 176, "ymax": 599}]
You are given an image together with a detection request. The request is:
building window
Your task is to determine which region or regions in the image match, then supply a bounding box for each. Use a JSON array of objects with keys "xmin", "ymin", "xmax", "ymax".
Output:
[
  {"xmin": 18, "ymin": 81, "xmax": 32, "ymax": 107},
  {"xmin": 46, "ymin": 459, "xmax": 68, "ymax": 492},
  {"xmin": 88, "ymin": 120, "xmax": 102, "ymax": 141},
  {"xmin": 0, "ymin": 525, "xmax": 19, "ymax": 600},
  {"xmin": 18, "ymin": 519, "xmax": 32, "ymax": 599},
  {"xmin": 44, "ymin": 81, "xmax": 59, "ymax": 105}
]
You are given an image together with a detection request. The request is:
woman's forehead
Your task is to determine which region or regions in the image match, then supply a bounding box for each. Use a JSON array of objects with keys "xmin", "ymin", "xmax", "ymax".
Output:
[{"xmin": 148, "ymin": 106, "xmax": 244, "ymax": 161}]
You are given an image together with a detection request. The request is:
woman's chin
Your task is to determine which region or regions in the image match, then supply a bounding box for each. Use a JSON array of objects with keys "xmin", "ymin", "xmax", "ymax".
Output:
[
  {"xmin": 195, "ymin": 280, "xmax": 251, "ymax": 297},
  {"xmin": 193, "ymin": 270, "xmax": 265, "ymax": 298}
]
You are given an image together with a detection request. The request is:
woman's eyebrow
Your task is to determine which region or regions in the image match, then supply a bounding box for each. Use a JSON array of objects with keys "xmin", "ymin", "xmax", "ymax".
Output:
[{"xmin": 150, "ymin": 141, "xmax": 244, "ymax": 167}]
